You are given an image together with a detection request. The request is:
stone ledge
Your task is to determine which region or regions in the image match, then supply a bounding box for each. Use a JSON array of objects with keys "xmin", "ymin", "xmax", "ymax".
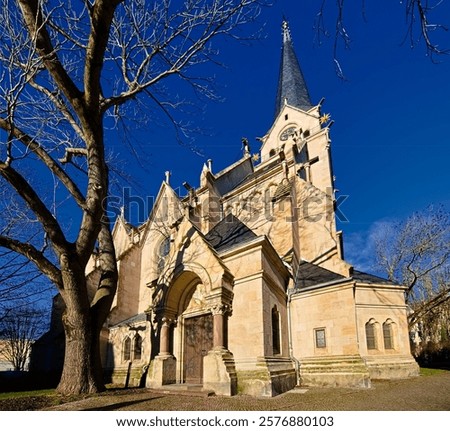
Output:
[
  {"xmin": 298, "ymin": 355, "xmax": 371, "ymax": 388},
  {"xmin": 363, "ymin": 355, "xmax": 420, "ymax": 380},
  {"xmin": 235, "ymin": 357, "xmax": 296, "ymax": 397}
]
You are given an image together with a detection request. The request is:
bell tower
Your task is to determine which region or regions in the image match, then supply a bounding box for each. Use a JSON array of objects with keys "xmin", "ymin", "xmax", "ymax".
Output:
[{"xmin": 260, "ymin": 20, "xmax": 335, "ymax": 197}]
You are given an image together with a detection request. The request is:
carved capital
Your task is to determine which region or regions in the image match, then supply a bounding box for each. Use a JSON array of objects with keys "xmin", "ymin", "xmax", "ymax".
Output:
[
  {"xmin": 211, "ymin": 304, "xmax": 230, "ymax": 316},
  {"xmin": 161, "ymin": 316, "xmax": 175, "ymax": 327}
]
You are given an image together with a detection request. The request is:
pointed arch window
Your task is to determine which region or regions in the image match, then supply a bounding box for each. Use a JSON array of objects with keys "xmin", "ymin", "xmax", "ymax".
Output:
[
  {"xmin": 383, "ymin": 320, "xmax": 394, "ymax": 350},
  {"xmin": 157, "ymin": 236, "xmax": 171, "ymax": 275},
  {"xmin": 133, "ymin": 334, "xmax": 143, "ymax": 360},
  {"xmin": 365, "ymin": 319, "xmax": 378, "ymax": 350},
  {"xmin": 272, "ymin": 306, "xmax": 281, "ymax": 355},
  {"xmin": 123, "ymin": 336, "xmax": 131, "ymax": 362}
]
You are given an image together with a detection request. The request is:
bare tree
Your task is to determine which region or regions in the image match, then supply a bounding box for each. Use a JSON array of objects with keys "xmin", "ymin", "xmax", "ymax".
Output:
[
  {"xmin": 0, "ymin": 0, "xmax": 267, "ymax": 395},
  {"xmin": 0, "ymin": 305, "xmax": 46, "ymax": 371},
  {"xmin": 315, "ymin": 0, "xmax": 449, "ymax": 78},
  {"xmin": 374, "ymin": 206, "xmax": 450, "ymax": 331}
]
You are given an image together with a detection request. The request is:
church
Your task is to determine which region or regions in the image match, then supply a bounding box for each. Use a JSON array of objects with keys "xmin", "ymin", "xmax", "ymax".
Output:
[{"xmin": 93, "ymin": 21, "xmax": 419, "ymax": 397}]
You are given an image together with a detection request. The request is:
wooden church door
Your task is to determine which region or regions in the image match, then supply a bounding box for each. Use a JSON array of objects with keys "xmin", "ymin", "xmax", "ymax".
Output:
[{"xmin": 183, "ymin": 314, "xmax": 213, "ymax": 384}]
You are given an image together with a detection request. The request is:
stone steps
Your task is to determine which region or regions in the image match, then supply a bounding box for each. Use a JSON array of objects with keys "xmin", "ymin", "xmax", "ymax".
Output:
[
  {"xmin": 298, "ymin": 355, "xmax": 371, "ymax": 388},
  {"xmin": 300, "ymin": 355, "xmax": 369, "ymax": 372},
  {"xmin": 153, "ymin": 384, "xmax": 215, "ymax": 397}
]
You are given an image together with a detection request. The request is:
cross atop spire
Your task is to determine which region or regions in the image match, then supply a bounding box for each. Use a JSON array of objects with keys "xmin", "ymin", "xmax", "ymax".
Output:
[
  {"xmin": 275, "ymin": 20, "xmax": 313, "ymax": 118},
  {"xmin": 282, "ymin": 20, "xmax": 291, "ymax": 43}
]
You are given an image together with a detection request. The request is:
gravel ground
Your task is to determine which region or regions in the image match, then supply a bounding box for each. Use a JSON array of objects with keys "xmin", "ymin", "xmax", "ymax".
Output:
[
  {"xmin": 38, "ymin": 371, "xmax": 450, "ymax": 411},
  {"xmin": 1, "ymin": 370, "xmax": 448, "ymax": 411}
]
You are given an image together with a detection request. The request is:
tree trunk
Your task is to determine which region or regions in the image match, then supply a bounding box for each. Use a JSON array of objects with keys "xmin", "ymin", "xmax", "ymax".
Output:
[{"xmin": 57, "ymin": 269, "xmax": 104, "ymax": 395}]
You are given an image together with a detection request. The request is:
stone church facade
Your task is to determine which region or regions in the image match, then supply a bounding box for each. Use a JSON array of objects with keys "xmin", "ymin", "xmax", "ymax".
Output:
[{"xmin": 93, "ymin": 22, "xmax": 419, "ymax": 397}]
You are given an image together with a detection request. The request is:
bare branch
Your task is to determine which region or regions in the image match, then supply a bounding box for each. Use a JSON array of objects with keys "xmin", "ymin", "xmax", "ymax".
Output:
[
  {"xmin": 17, "ymin": 0, "xmax": 84, "ymax": 113},
  {"xmin": 0, "ymin": 118, "xmax": 86, "ymax": 208},
  {"xmin": 0, "ymin": 235, "xmax": 62, "ymax": 286},
  {"xmin": 0, "ymin": 161, "xmax": 69, "ymax": 255},
  {"xmin": 58, "ymin": 147, "xmax": 88, "ymax": 164}
]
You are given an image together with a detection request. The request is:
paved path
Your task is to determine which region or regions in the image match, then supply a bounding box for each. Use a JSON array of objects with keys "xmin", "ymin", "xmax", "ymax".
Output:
[{"xmin": 46, "ymin": 371, "xmax": 450, "ymax": 411}]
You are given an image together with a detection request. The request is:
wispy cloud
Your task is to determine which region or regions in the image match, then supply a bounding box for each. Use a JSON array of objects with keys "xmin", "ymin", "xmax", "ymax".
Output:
[{"xmin": 343, "ymin": 218, "xmax": 398, "ymax": 276}]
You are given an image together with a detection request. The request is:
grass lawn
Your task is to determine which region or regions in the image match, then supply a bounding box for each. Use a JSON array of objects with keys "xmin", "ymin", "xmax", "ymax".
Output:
[
  {"xmin": 419, "ymin": 367, "xmax": 448, "ymax": 377},
  {"xmin": 0, "ymin": 389, "xmax": 55, "ymax": 400}
]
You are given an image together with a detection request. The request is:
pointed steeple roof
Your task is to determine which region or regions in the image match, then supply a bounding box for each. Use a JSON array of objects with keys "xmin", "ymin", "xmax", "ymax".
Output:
[{"xmin": 275, "ymin": 20, "xmax": 313, "ymax": 117}]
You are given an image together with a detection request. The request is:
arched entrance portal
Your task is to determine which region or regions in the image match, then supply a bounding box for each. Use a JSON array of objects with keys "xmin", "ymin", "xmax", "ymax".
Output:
[
  {"xmin": 176, "ymin": 272, "xmax": 213, "ymax": 384},
  {"xmin": 149, "ymin": 268, "xmax": 236, "ymax": 395},
  {"xmin": 166, "ymin": 271, "xmax": 214, "ymax": 384}
]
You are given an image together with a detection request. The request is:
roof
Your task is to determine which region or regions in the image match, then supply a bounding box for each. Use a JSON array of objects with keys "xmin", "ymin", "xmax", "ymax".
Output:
[
  {"xmin": 109, "ymin": 313, "xmax": 148, "ymax": 328},
  {"xmin": 293, "ymin": 261, "xmax": 400, "ymax": 291},
  {"xmin": 294, "ymin": 260, "xmax": 346, "ymax": 290},
  {"xmin": 352, "ymin": 270, "xmax": 398, "ymax": 286},
  {"xmin": 275, "ymin": 21, "xmax": 313, "ymax": 118},
  {"xmin": 214, "ymin": 157, "xmax": 254, "ymax": 196},
  {"xmin": 205, "ymin": 213, "xmax": 257, "ymax": 252}
]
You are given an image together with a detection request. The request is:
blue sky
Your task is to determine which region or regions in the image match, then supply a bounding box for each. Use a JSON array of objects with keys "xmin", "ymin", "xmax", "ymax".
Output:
[
  {"xmin": 0, "ymin": 1, "xmax": 448, "ymax": 323},
  {"xmin": 114, "ymin": 1, "xmax": 450, "ymax": 273},
  {"xmin": 3, "ymin": 1, "xmax": 447, "ymax": 277}
]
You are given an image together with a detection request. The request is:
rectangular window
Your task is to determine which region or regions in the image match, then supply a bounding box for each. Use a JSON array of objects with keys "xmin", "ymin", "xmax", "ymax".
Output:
[{"xmin": 315, "ymin": 328, "xmax": 326, "ymax": 348}]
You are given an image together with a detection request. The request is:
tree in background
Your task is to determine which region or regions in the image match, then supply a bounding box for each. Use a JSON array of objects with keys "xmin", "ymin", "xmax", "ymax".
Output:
[
  {"xmin": 374, "ymin": 206, "xmax": 450, "ymax": 362},
  {"xmin": 0, "ymin": 305, "xmax": 46, "ymax": 371},
  {"xmin": 319, "ymin": 0, "xmax": 449, "ymax": 78},
  {"xmin": 0, "ymin": 0, "xmax": 267, "ymax": 395}
]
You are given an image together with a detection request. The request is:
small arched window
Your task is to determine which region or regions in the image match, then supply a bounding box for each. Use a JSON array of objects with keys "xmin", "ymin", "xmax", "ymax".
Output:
[
  {"xmin": 133, "ymin": 334, "xmax": 143, "ymax": 360},
  {"xmin": 365, "ymin": 320, "xmax": 378, "ymax": 350},
  {"xmin": 269, "ymin": 149, "xmax": 276, "ymax": 157},
  {"xmin": 123, "ymin": 336, "xmax": 131, "ymax": 362},
  {"xmin": 272, "ymin": 306, "xmax": 280, "ymax": 355},
  {"xmin": 383, "ymin": 320, "xmax": 394, "ymax": 350}
]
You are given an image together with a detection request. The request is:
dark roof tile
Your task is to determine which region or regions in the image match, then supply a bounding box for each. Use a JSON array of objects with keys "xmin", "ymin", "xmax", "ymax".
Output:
[
  {"xmin": 205, "ymin": 213, "xmax": 257, "ymax": 252},
  {"xmin": 294, "ymin": 260, "xmax": 346, "ymax": 290}
]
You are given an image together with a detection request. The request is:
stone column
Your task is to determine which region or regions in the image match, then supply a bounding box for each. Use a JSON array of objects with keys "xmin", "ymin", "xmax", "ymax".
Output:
[
  {"xmin": 203, "ymin": 304, "xmax": 236, "ymax": 396},
  {"xmin": 304, "ymin": 162, "xmax": 311, "ymax": 183},
  {"xmin": 147, "ymin": 317, "xmax": 176, "ymax": 388},
  {"xmin": 212, "ymin": 305, "xmax": 228, "ymax": 350},
  {"xmin": 159, "ymin": 317, "xmax": 171, "ymax": 356}
]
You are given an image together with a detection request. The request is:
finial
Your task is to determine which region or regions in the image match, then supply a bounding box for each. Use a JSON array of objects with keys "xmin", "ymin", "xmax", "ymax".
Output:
[
  {"xmin": 207, "ymin": 159, "xmax": 213, "ymax": 172},
  {"xmin": 282, "ymin": 19, "xmax": 291, "ymax": 43},
  {"xmin": 165, "ymin": 170, "xmax": 171, "ymax": 184}
]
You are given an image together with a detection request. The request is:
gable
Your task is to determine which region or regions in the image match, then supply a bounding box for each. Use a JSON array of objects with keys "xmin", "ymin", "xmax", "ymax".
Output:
[
  {"xmin": 260, "ymin": 104, "xmax": 321, "ymax": 162},
  {"xmin": 141, "ymin": 181, "xmax": 184, "ymax": 247},
  {"xmin": 161, "ymin": 218, "xmax": 231, "ymax": 285}
]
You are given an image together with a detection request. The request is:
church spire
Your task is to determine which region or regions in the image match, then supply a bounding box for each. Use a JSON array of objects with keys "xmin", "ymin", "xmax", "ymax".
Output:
[{"xmin": 275, "ymin": 20, "xmax": 313, "ymax": 118}]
